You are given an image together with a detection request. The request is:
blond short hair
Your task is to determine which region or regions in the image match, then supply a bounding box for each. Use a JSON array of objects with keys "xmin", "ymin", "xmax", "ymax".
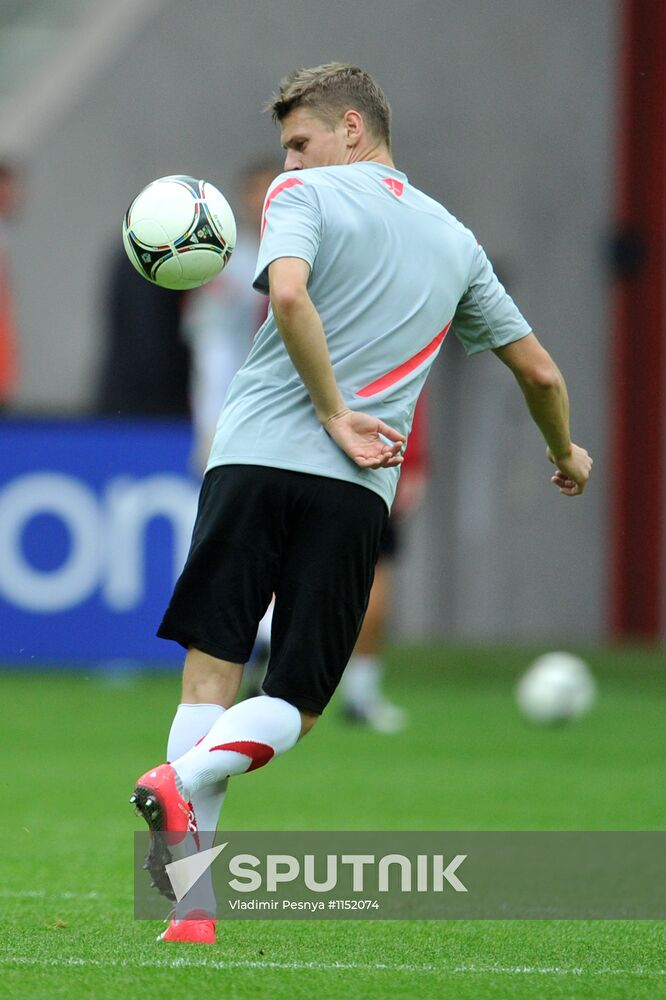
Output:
[{"xmin": 267, "ymin": 63, "xmax": 391, "ymax": 148}]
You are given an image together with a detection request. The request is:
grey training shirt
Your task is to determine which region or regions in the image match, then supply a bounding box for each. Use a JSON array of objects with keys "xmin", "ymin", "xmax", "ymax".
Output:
[{"xmin": 207, "ymin": 162, "xmax": 531, "ymax": 509}]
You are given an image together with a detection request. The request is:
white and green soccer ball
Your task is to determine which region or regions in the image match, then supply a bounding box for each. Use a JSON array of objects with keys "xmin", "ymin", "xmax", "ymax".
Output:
[
  {"xmin": 122, "ymin": 175, "xmax": 236, "ymax": 290},
  {"xmin": 515, "ymin": 652, "xmax": 597, "ymax": 724}
]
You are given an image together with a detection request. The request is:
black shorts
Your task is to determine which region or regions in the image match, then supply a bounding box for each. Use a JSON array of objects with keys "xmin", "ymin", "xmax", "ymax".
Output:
[{"xmin": 158, "ymin": 465, "xmax": 389, "ymax": 713}]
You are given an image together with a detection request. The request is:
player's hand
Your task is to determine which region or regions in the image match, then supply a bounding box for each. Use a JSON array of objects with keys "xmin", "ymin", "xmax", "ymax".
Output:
[
  {"xmin": 547, "ymin": 443, "xmax": 593, "ymax": 496},
  {"xmin": 324, "ymin": 408, "xmax": 406, "ymax": 470}
]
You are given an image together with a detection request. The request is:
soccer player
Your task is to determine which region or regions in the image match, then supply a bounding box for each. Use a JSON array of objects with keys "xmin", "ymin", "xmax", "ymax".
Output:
[{"xmin": 131, "ymin": 63, "xmax": 592, "ymax": 943}]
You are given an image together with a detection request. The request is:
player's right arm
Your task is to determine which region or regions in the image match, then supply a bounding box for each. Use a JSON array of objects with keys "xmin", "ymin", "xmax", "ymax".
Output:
[{"xmin": 493, "ymin": 333, "xmax": 592, "ymax": 496}]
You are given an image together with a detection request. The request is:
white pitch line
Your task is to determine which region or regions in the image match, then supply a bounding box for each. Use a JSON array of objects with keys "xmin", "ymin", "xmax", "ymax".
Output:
[
  {"xmin": 453, "ymin": 964, "xmax": 666, "ymax": 976},
  {"xmin": 0, "ymin": 957, "xmax": 434, "ymax": 972},
  {"xmin": 0, "ymin": 957, "xmax": 664, "ymax": 976},
  {"xmin": 0, "ymin": 890, "xmax": 100, "ymax": 900}
]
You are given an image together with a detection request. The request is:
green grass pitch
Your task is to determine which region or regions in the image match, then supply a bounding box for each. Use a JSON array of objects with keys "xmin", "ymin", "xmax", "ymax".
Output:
[{"xmin": 1, "ymin": 646, "xmax": 664, "ymax": 999}]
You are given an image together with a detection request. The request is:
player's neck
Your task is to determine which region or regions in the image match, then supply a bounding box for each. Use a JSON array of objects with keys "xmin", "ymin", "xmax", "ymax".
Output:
[{"xmin": 348, "ymin": 144, "xmax": 395, "ymax": 169}]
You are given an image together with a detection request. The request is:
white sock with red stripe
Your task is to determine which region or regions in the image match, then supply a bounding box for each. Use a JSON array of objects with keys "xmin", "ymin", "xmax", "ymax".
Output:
[
  {"xmin": 166, "ymin": 703, "xmax": 228, "ymax": 831},
  {"xmin": 172, "ymin": 695, "xmax": 301, "ymax": 796}
]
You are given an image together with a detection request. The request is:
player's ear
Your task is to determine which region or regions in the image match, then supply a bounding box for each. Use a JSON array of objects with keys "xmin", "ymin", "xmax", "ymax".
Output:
[{"xmin": 343, "ymin": 110, "xmax": 363, "ymax": 144}]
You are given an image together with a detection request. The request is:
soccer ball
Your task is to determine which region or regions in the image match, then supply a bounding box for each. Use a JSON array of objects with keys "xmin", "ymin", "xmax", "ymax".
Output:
[
  {"xmin": 122, "ymin": 175, "xmax": 236, "ymax": 290},
  {"xmin": 515, "ymin": 652, "xmax": 597, "ymax": 724}
]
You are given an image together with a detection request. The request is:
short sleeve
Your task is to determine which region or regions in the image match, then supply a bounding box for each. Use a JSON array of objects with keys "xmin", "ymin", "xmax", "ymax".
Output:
[
  {"xmin": 253, "ymin": 175, "xmax": 322, "ymax": 293},
  {"xmin": 453, "ymin": 243, "xmax": 531, "ymax": 356}
]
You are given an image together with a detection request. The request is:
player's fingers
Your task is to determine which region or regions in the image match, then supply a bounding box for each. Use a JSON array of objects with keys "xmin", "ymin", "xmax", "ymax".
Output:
[
  {"xmin": 354, "ymin": 450, "xmax": 390, "ymax": 469},
  {"xmin": 373, "ymin": 442, "xmax": 402, "ymax": 464},
  {"xmin": 377, "ymin": 420, "xmax": 406, "ymax": 445},
  {"xmin": 371, "ymin": 452, "xmax": 399, "ymax": 468},
  {"xmin": 352, "ymin": 439, "xmax": 405, "ymax": 469},
  {"xmin": 370, "ymin": 448, "xmax": 404, "ymax": 469},
  {"xmin": 551, "ymin": 473, "xmax": 584, "ymax": 495}
]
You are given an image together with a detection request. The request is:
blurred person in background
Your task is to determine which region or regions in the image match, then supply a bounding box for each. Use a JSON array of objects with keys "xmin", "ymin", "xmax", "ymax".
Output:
[
  {"xmin": 0, "ymin": 160, "xmax": 22, "ymax": 411},
  {"xmin": 95, "ymin": 245, "xmax": 190, "ymax": 417},
  {"xmin": 185, "ymin": 157, "xmax": 280, "ymax": 470},
  {"xmin": 338, "ymin": 394, "xmax": 429, "ymax": 732}
]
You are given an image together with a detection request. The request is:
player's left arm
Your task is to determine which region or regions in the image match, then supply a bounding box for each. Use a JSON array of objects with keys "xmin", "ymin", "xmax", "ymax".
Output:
[
  {"xmin": 268, "ymin": 257, "xmax": 405, "ymax": 470},
  {"xmin": 493, "ymin": 333, "xmax": 592, "ymax": 496}
]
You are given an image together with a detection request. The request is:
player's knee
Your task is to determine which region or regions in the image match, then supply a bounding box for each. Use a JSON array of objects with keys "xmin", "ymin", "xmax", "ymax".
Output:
[{"xmin": 181, "ymin": 648, "xmax": 243, "ymax": 705}]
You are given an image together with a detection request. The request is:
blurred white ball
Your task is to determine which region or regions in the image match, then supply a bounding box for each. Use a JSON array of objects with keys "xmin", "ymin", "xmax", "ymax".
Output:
[{"xmin": 515, "ymin": 652, "xmax": 597, "ymax": 724}]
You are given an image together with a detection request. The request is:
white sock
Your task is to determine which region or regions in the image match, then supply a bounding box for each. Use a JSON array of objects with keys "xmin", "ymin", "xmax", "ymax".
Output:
[
  {"xmin": 173, "ymin": 695, "xmax": 301, "ymax": 796},
  {"xmin": 167, "ymin": 703, "xmax": 225, "ymax": 760},
  {"xmin": 167, "ymin": 703, "xmax": 228, "ymax": 831},
  {"xmin": 340, "ymin": 654, "xmax": 382, "ymax": 709},
  {"xmin": 166, "ymin": 703, "xmax": 227, "ymax": 919}
]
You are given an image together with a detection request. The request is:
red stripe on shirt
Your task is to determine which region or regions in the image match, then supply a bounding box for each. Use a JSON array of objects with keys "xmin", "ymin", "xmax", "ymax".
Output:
[
  {"xmin": 260, "ymin": 177, "xmax": 304, "ymax": 236},
  {"xmin": 356, "ymin": 321, "xmax": 452, "ymax": 398}
]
